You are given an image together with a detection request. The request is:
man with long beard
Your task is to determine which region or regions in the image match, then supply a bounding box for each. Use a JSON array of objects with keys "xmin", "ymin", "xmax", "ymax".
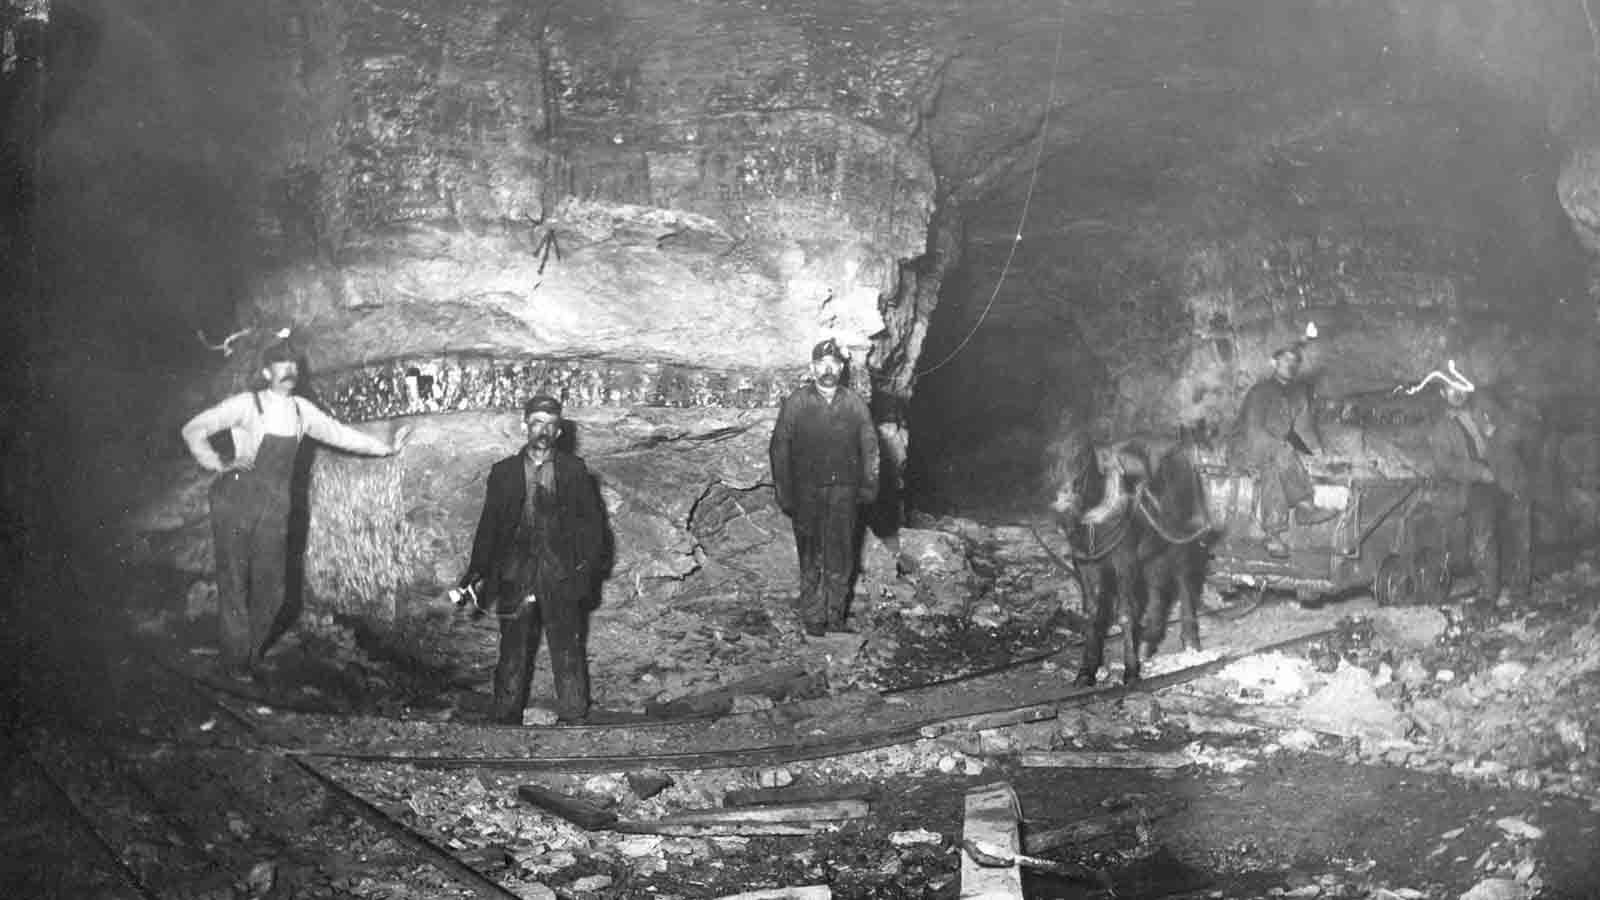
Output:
[
  {"xmin": 769, "ymin": 339, "xmax": 879, "ymax": 636},
  {"xmin": 459, "ymin": 394, "xmax": 606, "ymax": 724},
  {"xmin": 182, "ymin": 338, "xmax": 412, "ymax": 681}
]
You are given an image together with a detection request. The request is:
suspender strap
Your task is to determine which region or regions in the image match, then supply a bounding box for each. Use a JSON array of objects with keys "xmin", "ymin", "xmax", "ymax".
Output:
[{"xmin": 252, "ymin": 391, "xmax": 305, "ymax": 437}]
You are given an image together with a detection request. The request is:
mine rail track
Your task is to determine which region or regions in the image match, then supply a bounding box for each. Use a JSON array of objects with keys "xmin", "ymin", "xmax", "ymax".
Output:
[
  {"xmin": 9, "ymin": 552, "xmax": 1357, "ymax": 900},
  {"xmin": 10, "ymin": 633, "xmax": 523, "ymax": 900}
]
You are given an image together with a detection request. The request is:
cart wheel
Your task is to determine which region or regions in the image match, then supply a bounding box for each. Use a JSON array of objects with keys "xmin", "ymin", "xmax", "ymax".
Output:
[{"xmin": 1375, "ymin": 553, "xmax": 1418, "ymax": 607}]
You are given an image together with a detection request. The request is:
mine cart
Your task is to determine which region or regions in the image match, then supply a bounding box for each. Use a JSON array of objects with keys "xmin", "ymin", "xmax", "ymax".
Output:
[{"xmin": 1197, "ymin": 391, "xmax": 1484, "ymax": 605}]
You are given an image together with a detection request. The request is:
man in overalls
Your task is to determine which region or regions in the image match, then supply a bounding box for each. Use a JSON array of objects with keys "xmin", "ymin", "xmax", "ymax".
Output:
[{"xmin": 181, "ymin": 338, "xmax": 412, "ymax": 680}]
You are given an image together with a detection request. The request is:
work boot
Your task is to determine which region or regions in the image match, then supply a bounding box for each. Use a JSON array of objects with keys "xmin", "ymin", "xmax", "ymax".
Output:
[{"xmin": 1292, "ymin": 502, "xmax": 1339, "ymax": 527}]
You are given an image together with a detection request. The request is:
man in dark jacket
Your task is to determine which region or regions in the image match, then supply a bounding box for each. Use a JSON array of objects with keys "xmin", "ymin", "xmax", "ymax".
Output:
[
  {"xmin": 1228, "ymin": 342, "xmax": 1338, "ymax": 557},
  {"xmin": 460, "ymin": 395, "xmax": 605, "ymax": 724},
  {"xmin": 769, "ymin": 339, "xmax": 879, "ymax": 636},
  {"xmin": 1425, "ymin": 375, "xmax": 1536, "ymax": 605}
]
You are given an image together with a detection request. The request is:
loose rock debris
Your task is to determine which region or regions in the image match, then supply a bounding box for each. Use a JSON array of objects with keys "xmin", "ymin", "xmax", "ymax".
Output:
[{"xmin": 91, "ymin": 526, "xmax": 1600, "ymax": 898}]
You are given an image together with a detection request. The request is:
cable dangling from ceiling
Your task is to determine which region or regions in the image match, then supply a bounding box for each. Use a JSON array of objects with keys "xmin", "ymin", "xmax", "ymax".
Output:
[{"xmin": 915, "ymin": 0, "xmax": 1071, "ymax": 377}]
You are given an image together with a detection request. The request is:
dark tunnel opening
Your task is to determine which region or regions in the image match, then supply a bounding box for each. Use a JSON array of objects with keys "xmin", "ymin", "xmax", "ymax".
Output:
[{"xmin": 902, "ymin": 38, "xmax": 1594, "ymax": 527}]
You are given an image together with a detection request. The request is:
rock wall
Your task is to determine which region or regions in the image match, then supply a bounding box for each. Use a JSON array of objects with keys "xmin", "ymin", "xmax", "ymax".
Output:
[{"xmin": 117, "ymin": 0, "xmax": 949, "ymax": 666}]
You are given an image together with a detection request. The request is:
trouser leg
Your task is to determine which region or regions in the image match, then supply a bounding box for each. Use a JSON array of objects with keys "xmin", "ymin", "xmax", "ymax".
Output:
[
  {"xmin": 246, "ymin": 513, "xmax": 289, "ymax": 664},
  {"xmin": 210, "ymin": 482, "xmax": 252, "ymax": 668},
  {"xmin": 542, "ymin": 591, "xmax": 591, "ymax": 722},
  {"xmin": 1468, "ymin": 483, "xmax": 1501, "ymax": 603},
  {"xmin": 1256, "ymin": 464, "xmax": 1288, "ymax": 538},
  {"xmin": 793, "ymin": 512, "xmax": 826, "ymax": 631},
  {"xmin": 1502, "ymin": 494, "xmax": 1533, "ymax": 596},
  {"xmin": 817, "ymin": 490, "xmax": 858, "ymax": 628},
  {"xmin": 493, "ymin": 603, "xmax": 539, "ymax": 724}
]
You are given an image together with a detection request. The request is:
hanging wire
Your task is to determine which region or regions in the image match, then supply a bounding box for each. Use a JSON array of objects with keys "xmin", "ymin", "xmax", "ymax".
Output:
[{"xmin": 915, "ymin": 0, "xmax": 1071, "ymax": 377}]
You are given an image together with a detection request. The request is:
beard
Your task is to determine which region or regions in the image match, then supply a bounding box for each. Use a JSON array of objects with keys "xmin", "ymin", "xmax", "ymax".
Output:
[{"xmin": 816, "ymin": 373, "xmax": 839, "ymax": 387}]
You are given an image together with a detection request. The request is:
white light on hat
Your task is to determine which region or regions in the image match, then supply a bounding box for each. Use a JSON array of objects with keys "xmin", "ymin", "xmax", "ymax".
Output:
[{"xmin": 1304, "ymin": 321, "xmax": 1318, "ymax": 340}]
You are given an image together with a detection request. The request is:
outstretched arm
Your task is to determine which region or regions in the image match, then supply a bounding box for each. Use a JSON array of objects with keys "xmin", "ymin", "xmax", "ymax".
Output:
[{"xmin": 298, "ymin": 399, "xmax": 410, "ymax": 456}]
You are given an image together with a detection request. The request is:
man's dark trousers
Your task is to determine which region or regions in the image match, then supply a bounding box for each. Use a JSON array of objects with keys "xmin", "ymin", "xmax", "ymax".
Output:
[
  {"xmin": 1468, "ymin": 481, "xmax": 1534, "ymax": 603},
  {"xmin": 792, "ymin": 484, "xmax": 859, "ymax": 631},
  {"xmin": 209, "ymin": 432, "xmax": 298, "ymax": 670},
  {"xmin": 493, "ymin": 582, "xmax": 590, "ymax": 724}
]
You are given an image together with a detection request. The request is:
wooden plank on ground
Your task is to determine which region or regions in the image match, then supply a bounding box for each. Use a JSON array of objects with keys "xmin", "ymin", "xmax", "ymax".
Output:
[
  {"xmin": 644, "ymin": 664, "xmax": 826, "ymax": 718},
  {"xmin": 723, "ymin": 782, "xmax": 881, "ymax": 808},
  {"xmin": 613, "ymin": 821, "xmax": 826, "ymax": 837},
  {"xmin": 650, "ymin": 799, "xmax": 869, "ymax": 826},
  {"xmin": 515, "ymin": 783, "xmax": 619, "ymax": 830},
  {"xmin": 1017, "ymin": 750, "xmax": 1190, "ymax": 769},
  {"xmin": 708, "ymin": 886, "xmax": 831, "ymax": 900},
  {"xmin": 1023, "ymin": 797, "xmax": 1188, "ymax": 854},
  {"xmin": 919, "ymin": 704, "xmax": 1057, "ymax": 739},
  {"xmin": 959, "ymin": 782, "xmax": 1023, "ymax": 900}
]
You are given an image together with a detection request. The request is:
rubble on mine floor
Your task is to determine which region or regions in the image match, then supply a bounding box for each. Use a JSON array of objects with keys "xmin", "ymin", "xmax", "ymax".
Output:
[{"xmin": 108, "ymin": 524, "xmax": 1600, "ymax": 899}]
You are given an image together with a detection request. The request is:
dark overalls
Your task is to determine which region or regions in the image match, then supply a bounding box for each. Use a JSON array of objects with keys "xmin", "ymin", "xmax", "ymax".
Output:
[
  {"xmin": 210, "ymin": 393, "xmax": 300, "ymax": 672},
  {"xmin": 493, "ymin": 460, "xmax": 590, "ymax": 724}
]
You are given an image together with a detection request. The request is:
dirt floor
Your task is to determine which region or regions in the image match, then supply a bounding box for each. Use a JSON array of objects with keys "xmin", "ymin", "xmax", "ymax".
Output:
[{"xmin": 5, "ymin": 516, "xmax": 1600, "ymax": 899}]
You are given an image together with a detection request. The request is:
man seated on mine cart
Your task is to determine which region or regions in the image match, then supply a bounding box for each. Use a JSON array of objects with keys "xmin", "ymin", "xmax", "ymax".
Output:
[{"xmin": 1228, "ymin": 341, "xmax": 1339, "ymax": 558}]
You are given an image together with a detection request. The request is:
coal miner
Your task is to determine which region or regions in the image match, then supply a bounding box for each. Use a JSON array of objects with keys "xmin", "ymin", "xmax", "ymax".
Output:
[
  {"xmin": 181, "ymin": 337, "xmax": 413, "ymax": 681},
  {"xmin": 769, "ymin": 338, "xmax": 879, "ymax": 636},
  {"xmin": 460, "ymin": 395, "xmax": 605, "ymax": 724},
  {"xmin": 1414, "ymin": 361, "xmax": 1535, "ymax": 606},
  {"xmin": 1228, "ymin": 341, "xmax": 1338, "ymax": 557}
]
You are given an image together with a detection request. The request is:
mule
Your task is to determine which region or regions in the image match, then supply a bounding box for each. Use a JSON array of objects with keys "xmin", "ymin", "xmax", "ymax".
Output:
[{"xmin": 1047, "ymin": 430, "xmax": 1212, "ymax": 686}]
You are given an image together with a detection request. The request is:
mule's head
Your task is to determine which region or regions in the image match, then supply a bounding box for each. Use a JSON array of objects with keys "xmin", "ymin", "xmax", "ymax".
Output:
[
  {"xmin": 1080, "ymin": 441, "xmax": 1151, "ymax": 526},
  {"xmin": 1045, "ymin": 437, "xmax": 1096, "ymax": 522}
]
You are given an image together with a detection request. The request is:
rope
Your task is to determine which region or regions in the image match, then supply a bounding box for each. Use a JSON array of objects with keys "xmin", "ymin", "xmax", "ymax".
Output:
[{"xmin": 914, "ymin": 0, "xmax": 1071, "ymax": 377}]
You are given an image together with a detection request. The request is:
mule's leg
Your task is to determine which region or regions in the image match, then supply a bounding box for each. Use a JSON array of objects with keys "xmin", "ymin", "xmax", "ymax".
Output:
[
  {"xmin": 1141, "ymin": 552, "xmax": 1172, "ymax": 659},
  {"xmin": 1074, "ymin": 566, "xmax": 1110, "ymax": 687},
  {"xmin": 1117, "ymin": 556, "xmax": 1144, "ymax": 685},
  {"xmin": 1177, "ymin": 548, "xmax": 1202, "ymax": 652}
]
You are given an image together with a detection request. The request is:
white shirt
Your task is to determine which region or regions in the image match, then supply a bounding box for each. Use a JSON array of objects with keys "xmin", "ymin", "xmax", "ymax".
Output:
[{"xmin": 181, "ymin": 390, "xmax": 392, "ymax": 472}]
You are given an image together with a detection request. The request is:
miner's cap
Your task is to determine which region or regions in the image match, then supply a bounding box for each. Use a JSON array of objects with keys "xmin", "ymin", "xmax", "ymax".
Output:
[
  {"xmin": 523, "ymin": 394, "xmax": 563, "ymax": 418},
  {"xmin": 811, "ymin": 338, "xmax": 846, "ymax": 362},
  {"xmin": 1271, "ymin": 341, "xmax": 1305, "ymax": 361},
  {"xmin": 260, "ymin": 340, "xmax": 300, "ymax": 367}
]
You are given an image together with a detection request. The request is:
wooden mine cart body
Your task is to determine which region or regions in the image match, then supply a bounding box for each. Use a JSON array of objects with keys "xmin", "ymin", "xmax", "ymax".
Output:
[
  {"xmin": 1195, "ymin": 389, "xmax": 1489, "ymax": 604},
  {"xmin": 1198, "ymin": 464, "xmax": 1476, "ymax": 605}
]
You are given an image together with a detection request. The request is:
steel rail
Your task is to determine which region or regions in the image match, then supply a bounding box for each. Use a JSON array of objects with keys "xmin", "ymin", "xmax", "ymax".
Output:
[
  {"xmin": 285, "ymin": 626, "xmax": 1340, "ymax": 772},
  {"xmin": 145, "ymin": 651, "xmax": 524, "ymax": 900},
  {"xmin": 42, "ymin": 557, "xmax": 525, "ymax": 900},
  {"xmin": 5, "ymin": 735, "xmax": 164, "ymax": 900}
]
